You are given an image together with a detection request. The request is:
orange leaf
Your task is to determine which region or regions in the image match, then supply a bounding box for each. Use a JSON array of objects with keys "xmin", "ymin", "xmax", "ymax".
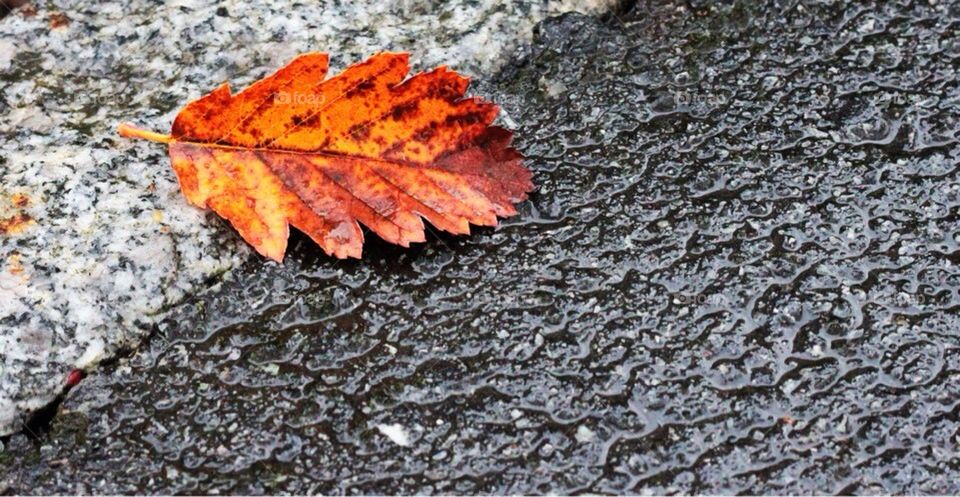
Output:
[{"xmin": 118, "ymin": 52, "xmax": 533, "ymax": 261}]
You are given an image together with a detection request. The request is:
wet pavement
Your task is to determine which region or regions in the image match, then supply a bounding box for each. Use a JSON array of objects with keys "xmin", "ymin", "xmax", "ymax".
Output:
[{"xmin": 4, "ymin": 0, "xmax": 960, "ymax": 494}]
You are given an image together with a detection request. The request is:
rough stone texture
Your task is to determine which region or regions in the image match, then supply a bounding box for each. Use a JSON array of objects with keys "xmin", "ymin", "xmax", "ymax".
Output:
[
  {"xmin": 5, "ymin": 0, "xmax": 960, "ymax": 494},
  {"xmin": 0, "ymin": 0, "xmax": 614, "ymax": 436}
]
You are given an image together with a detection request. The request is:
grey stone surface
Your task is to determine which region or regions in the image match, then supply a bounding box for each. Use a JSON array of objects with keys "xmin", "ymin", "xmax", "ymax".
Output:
[
  {"xmin": 0, "ymin": 0, "xmax": 614, "ymax": 436},
  {"xmin": 5, "ymin": 0, "xmax": 960, "ymax": 494}
]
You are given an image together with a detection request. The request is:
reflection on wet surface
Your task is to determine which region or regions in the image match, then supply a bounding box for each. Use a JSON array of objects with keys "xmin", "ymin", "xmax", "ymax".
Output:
[{"xmin": 4, "ymin": 1, "xmax": 960, "ymax": 493}]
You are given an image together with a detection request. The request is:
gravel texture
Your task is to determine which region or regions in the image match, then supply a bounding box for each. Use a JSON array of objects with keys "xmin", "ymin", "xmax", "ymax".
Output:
[{"xmin": 0, "ymin": 0, "xmax": 614, "ymax": 436}]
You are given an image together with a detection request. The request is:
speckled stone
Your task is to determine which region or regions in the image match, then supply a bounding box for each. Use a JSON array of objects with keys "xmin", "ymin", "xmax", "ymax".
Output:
[{"xmin": 0, "ymin": 0, "xmax": 614, "ymax": 436}]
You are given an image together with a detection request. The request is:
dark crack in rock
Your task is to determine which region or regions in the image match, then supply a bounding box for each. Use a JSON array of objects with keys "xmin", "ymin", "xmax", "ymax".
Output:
[{"xmin": 4, "ymin": 0, "xmax": 960, "ymax": 494}]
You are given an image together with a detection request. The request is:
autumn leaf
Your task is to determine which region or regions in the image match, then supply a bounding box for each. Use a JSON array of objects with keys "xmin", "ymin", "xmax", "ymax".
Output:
[{"xmin": 118, "ymin": 52, "xmax": 533, "ymax": 261}]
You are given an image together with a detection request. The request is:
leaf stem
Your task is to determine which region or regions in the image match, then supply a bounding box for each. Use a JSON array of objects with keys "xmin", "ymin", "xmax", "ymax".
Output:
[{"xmin": 117, "ymin": 122, "xmax": 173, "ymax": 144}]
